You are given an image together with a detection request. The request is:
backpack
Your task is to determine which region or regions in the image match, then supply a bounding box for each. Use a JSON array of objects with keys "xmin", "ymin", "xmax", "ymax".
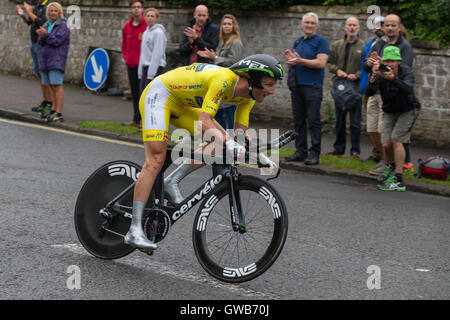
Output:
[
  {"xmin": 331, "ymin": 79, "xmax": 362, "ymax": 112},
  {"xmin": 416, "ymin": 156, "xmax": 450, "ymax": 180}
]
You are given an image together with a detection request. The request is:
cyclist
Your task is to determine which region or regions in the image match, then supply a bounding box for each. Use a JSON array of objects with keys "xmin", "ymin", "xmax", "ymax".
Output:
[{"xmin": 125, "ymin": 54, "xmax": 284, "ymax": 250}]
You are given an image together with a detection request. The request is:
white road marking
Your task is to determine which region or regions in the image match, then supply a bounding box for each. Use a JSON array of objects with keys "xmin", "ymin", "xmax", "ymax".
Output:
[
  {"xmin": 0, "ymin": 118, "xmax": 143, "ymax": 148},
  {"xmin": 51, "ymin": 243, "xmax": 280, "ymax": 300}
]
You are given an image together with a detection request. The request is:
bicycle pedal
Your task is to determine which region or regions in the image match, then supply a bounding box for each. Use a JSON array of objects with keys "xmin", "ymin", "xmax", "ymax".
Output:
[{"xmin": 139, "ymin": 248, "xmax": 154, "ymax": 256}]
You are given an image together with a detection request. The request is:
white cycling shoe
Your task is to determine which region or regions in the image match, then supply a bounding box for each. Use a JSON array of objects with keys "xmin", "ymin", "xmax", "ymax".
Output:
[{"xmin": 124, "ymin": 229, "xmax": 157, "ymax": 251}]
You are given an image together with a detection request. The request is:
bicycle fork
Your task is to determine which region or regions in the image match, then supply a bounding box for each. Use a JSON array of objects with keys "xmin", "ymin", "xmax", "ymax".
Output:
[{"xmin": 226, "ymin": 170, "xmax": 246, "ymax": 233}]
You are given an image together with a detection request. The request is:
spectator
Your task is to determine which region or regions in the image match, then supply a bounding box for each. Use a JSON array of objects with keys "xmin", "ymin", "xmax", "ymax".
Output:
[
  {"xmin": 138, "ymin": 8, "xmax": 167, "ymax": 94},
  {"xmin": 283, "ymin": 12, "xmax": 329, "ymax": 165},
  {"xmin": 361, "ymin": 16, "xmax": 385, "ymax": 174},
  {"xmin": 365, "ymin": 46, "xmax": 420, "ymax": 192},
  {"xmin": 364, "ymin": 14, "xmax": 414, "ymax": 70},
  {"xmin": 363, "ymin": 14, "xmax": 415, "ymax": 171},
  {"xmin": 15, "ymin": 0, "xmax": 54, "ymax": 114},
  {"xmin": 121, "ymin": 0, "xmax": 147, "ymax": 128},
  {"xmin": 179, "ymin": 4, "xmax": 219, "ymax": 65},
  {"xmin": 327, "ymin": 16, "xmax": 365, "ymax": 159},
  {"xmin": 36, "ymin": 1, "xmax": 70, "ymax": 123},
  {"xmin": 197, "ymin": 14, "xmax": 244, "ymax": 129},
  {"xmin": 399, "ymin": 23, "xmax": 413, "ymax": 171}
]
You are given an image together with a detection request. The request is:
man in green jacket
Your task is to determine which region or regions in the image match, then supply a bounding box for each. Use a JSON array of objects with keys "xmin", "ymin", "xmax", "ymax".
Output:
[{"xmin": 327, "ymin": 16, "xmax": 365, "ymax": 158}]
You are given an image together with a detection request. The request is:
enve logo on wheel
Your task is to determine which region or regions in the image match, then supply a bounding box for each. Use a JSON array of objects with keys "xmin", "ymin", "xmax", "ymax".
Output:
[{"xmin": 108, "ymin": 164, "xmax": 140, "ymax": 181}]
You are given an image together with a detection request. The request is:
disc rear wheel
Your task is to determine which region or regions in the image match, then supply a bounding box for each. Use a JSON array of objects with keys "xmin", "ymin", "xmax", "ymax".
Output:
[{"xmin": 75, "ymin": 160, "xmax": 146, "ymax": 259}]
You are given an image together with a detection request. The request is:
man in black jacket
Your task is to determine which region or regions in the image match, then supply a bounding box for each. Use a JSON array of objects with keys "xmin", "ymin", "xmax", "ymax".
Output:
[
  {"xmin": 15, "ymin": 0, "xmax": 55, "ymax": 113},
  {"xmin": 179, "ymin": 5, "xmax": 219, "ymax": 65},
  {"xmin": 365, "ymin": 46, "xmax": 420, "ymax": 192},
  {"xmin": 363, "ymin": 14, "xmax": 415, "ymax": 171}
]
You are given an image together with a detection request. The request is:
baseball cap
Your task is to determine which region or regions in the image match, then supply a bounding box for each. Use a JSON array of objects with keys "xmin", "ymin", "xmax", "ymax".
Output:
[
  {"xmin": 382, "ymin": 46, "xmax": 402, "ymax": 61},
  {"xmin": 373, "ymin": 16, "xmax": 384, "ymax": 29}
]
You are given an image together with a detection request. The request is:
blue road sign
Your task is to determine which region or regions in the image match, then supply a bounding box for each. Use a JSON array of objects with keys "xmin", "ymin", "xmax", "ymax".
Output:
[{"xmin": 83, "ymin": 48, "xmax": 110, "ymax": 91}]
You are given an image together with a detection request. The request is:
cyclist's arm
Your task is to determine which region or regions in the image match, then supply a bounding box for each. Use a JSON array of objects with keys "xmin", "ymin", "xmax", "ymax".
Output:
[
  {"xmin": 198, "ymin": 112, "xmax": 227, "ymax": 142},
  {"xmin": 233, "ymin": 99, "xmax": 254, "ymax": 129},
  {"xmin": 199, "ymin": 76, "xmax": 234, "ymax": 142}
]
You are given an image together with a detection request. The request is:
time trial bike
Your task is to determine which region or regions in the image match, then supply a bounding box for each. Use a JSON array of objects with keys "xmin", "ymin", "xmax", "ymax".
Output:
[{"xmin": 74, "ymin": 130, "xmax": 296, "ymax": 283}]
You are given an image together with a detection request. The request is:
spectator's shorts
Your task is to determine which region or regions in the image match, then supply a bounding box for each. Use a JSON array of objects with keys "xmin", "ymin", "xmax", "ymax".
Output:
[
  {"xmin": 40, "ymin": 70, "xmax": 64, "ymax": 85},
  {"xmin": 382, "ymin": 108, "xmax": 419, "ymax": 144},
  {"xmin": 30, "ymin": 42, "xmax": 41, "ymax": 75},
  {"xmin": 366, "ymin": 94, "xmax": 383, "ymax": 133}
]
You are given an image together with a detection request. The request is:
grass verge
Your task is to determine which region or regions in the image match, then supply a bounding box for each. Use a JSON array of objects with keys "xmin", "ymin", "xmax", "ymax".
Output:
[
  {"xmin": 278, "ymin": 148, "xmax": 450, "ymax": 187},
  {"xmin": 76, "ymin": 121, "xmax": 140, "ymax": 135}
]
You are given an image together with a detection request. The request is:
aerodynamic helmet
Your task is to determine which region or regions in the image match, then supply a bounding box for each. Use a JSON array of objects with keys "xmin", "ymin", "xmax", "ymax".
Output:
[{"xmin": 229, "ymin": 54, "xmax": 284, "ymax": 89}]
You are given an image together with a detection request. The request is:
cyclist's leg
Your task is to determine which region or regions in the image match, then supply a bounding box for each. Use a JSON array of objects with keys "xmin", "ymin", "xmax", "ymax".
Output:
[
  {"xmin": 125, "ymin": 78, "xmax": 172, "ymax": 250},
  {"xmin": 125, "ymin": 141, "xmax": 166, "ymax": 250},
  {"xmin": 170, "ymin": 105, "xmax": 227, "ymax": 156},
  {"xmin": 165, "ymin": 107, "xmax": 226, "ymax": 204}
]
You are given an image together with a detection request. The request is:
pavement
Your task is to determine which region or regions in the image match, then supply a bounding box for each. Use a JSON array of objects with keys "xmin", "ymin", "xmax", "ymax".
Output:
[{"xmin": 0, "ymin": 73, "xmax": 449, "ymax": 197}]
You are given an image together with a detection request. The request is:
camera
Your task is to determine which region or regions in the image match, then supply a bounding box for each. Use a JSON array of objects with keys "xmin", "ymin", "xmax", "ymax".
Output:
[{"xmin": 379, "ymin": 64, "xmax": 390, "ymax": 72}]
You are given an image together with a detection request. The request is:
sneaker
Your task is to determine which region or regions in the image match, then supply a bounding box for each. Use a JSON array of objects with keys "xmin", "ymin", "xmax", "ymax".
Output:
[
  {"xmin": 377, "ymin": 176, "xmax": 406, "ymax": 192},
  {"xmin": 39, "ymin": 105, "xmax": 53, "ymax": 119},
  {"xmin": 46, "ymin": 113, "xmax": 64, "ymax": 123},
  {"xmin": 377, "ymin": 164, "xmax": 394, "ymax": 182},
  {"xmin": 363, "ymin": 156, "xmax": 382, "ymax": 163},
  {"xmin": 285, "ymin": 152, "xmax": 307, "ymax": 162},
  {"xmin": 403, "ymin": 162, "xmax": 414, "ymax": 172},
  {"xmin": 304, "ymin": 153, "xmax": 319, "ymax": 165},
  {"xmin": 350, "ymin": 152, "xmax": 360, "ymax": 160},
  {"xmin": 369, "ymin": 162, "xmax": 386, "ymax": 176},
  {"xmin": 31, "ymin": 101, "xmax": 49, "ymax": 112},
  {"xmin": 327, "ymin": 150, "xmax": 344, "ymax": 157}
]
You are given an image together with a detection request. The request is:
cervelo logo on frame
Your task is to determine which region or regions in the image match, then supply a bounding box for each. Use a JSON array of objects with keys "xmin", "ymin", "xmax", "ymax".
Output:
[{"xmin": 172, "ymin": 175, "xmax": 223, "ymax": 221}]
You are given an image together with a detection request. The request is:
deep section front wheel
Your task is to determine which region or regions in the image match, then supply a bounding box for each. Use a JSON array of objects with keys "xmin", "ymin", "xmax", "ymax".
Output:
[
  {"xmin": 192, "ymin": 175, "xmax": 288, "ymax": 283},
  {"xmin": 74, "ymin": 160, "xmax": 143, "ymax": 259}
]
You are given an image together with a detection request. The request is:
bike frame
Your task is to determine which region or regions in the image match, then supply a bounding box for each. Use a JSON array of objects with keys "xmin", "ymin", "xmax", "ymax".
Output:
[
  {"xmin": 100, "ymin": 130, "xmax": 297, "ymax": 234},
  {"xmin": 102, "ymin": 149, "xmax": 246, "ymax": 232}
]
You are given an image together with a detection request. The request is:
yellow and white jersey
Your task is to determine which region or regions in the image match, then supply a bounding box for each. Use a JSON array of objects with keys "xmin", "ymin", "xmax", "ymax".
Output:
[{"xmin": 139, "ymin": 63, "xmax": 255, "ymax": 141}]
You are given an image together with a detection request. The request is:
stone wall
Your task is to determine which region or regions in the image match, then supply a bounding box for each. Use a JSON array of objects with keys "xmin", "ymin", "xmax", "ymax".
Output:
[{"xmin": 1, "ymin": 0, "xmax": 449, "ymax": 147}]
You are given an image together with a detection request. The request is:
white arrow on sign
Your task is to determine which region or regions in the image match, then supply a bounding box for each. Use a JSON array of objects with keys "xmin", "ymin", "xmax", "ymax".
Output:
[{"xmin": 90, "ymin": 55, "xmax": 103, "ymax": 83}]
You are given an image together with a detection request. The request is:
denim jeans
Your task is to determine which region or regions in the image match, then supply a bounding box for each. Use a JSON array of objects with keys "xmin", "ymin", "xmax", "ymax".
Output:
[
  {"xmin": 333, "ymin": 103, "xmax": 362, "ymax": 155},
  {"xmin": 30, "ymin": 42, "xmax": 42, "ymax": 75},
  {"xmin": 291, "ymin": 85, "xmax": 323, "ymax": 156}
]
